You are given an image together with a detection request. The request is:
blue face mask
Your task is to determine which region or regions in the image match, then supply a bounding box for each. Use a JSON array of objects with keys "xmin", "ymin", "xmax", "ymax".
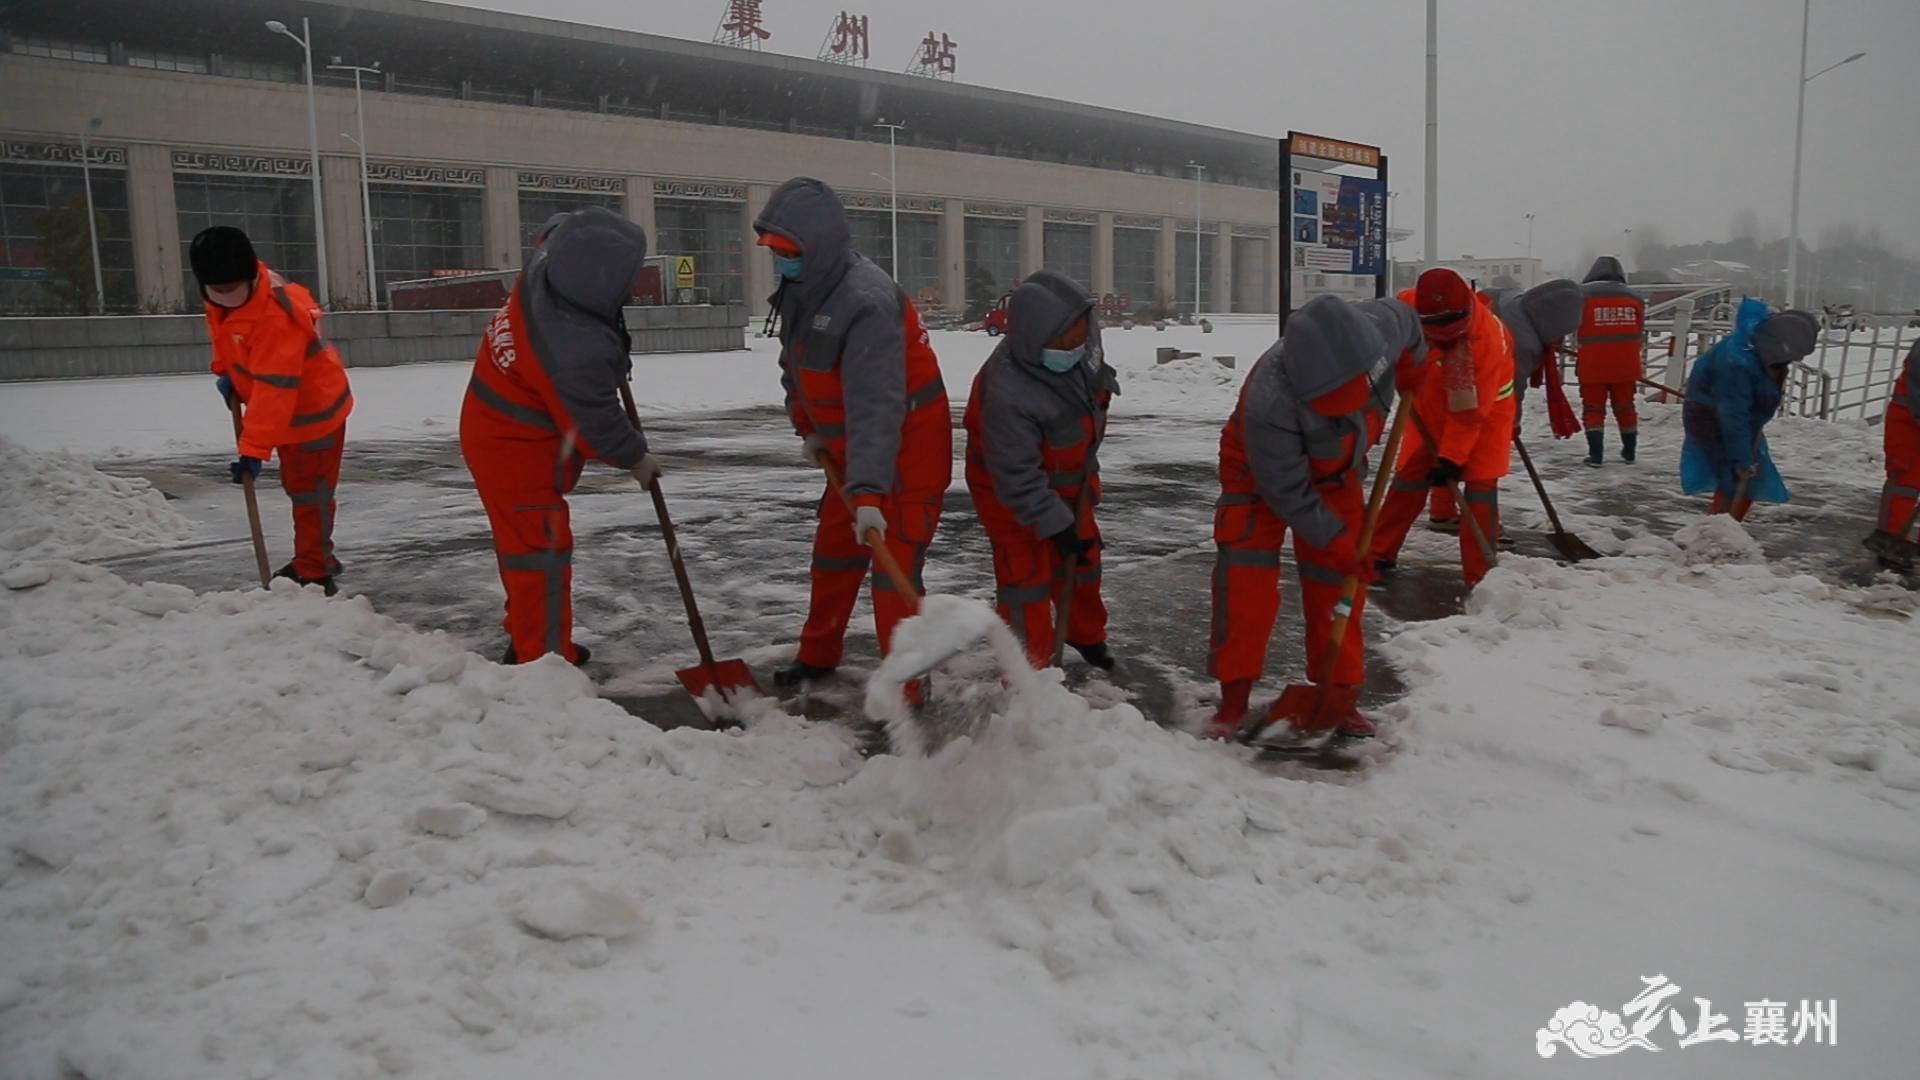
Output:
[
  {"xmin": 1040, "ymin": 346, "xmax": 1085, "ymax": 374},
  {"xmin": 774, "ymin": 255, "xmax": 804, "ymax": 282}
]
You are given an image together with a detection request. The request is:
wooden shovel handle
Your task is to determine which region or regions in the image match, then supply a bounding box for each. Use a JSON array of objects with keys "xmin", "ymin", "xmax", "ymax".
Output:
[
  {"xmin": 228, "ymin": 397, "xmax": 272, "ymax": 588},
  {"xmin": 819, "ymin": 458, "xmax": 921, "ymax": 611}
]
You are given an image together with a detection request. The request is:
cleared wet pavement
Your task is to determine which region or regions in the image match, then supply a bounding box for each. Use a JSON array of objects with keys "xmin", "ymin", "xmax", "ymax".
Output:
[{"xmin": 95, "ymin": 403, "xmax": 1902, "ymax": 735}]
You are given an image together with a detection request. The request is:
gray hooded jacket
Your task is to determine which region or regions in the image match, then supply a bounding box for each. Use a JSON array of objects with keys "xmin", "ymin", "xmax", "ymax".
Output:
[
  {"xmin": 969, "ymin": 270, "xmax": 1120, "ymax": 537},
  {"xmin": 756, "ymin": 177, "xmax": 915, "ymax": 501},
  {"xmin": 1486, "ymin": 278, "xmax": 1583, "ymax": 394},
  {"xmin": 522, "ymin": 207, "xmax": 649, "ymax": 468},
  {"xmin": 1236, "ymin": 296, "xmax": 1422, "ymax": 548},
  {"xmin": 1580, "ymin": 255, "xmax": 1641, "ymax": 306}
]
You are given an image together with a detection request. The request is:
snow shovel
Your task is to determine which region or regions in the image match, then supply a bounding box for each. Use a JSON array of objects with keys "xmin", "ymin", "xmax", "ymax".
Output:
[
  {"xmin": 818, "ymin": 457, "xmax": 986, "ymax": 683},
  {"xmin": 619, "ymin": 385, "xmax": 760, "ymax": 718},
  {"xmin": 1513, "ymin": 434, "xmax": 1602, "ymax": 562},
  {"xmin": 1253, "ymin": 389, "xmax": 1416, "ymax": 742},
  {"xmin": 1638, "ymin": 377, "xmax": 1686, "ymax": 401},
  {"xmin": 227, "ymin": 398, "xmax": 272, "ymax": 588},
  {"xmin": 1407, "ymin": 408, "xmax": 1501, "ymax": 573},
  {"xmin": 1048, "ymin": 483, "xmax": 1097, "ymax": 668}
]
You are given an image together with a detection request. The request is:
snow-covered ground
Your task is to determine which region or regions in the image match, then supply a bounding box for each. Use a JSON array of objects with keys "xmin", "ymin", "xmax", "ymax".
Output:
[{"xmin": 3, "ymin": 322, "xmax": 1919, "ymax": 1079}]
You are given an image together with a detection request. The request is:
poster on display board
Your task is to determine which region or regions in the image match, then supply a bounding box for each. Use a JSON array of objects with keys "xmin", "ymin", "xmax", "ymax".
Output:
[{"xmin": 1280, "ymin": 131, "xmax": 1388, "ymax": 316}]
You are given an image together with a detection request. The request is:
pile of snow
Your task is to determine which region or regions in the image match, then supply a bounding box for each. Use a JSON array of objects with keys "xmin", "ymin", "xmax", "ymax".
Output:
[
  {"xmin": 0, "ymin": 436, "xmax": 195, "ymax": 566},
  {"xmin": 6, "ymin": 549, "xmax": 1918, "ymax": 1076},
  {"xmin": 1670, "ymin": 514, "xmax": 1768, "ymax": 567}
]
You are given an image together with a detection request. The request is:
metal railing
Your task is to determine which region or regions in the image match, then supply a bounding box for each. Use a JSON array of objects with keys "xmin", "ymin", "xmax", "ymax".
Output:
[{"xmin": 1564, "ymin": 290, "xmax": 1914, "ymax": 425}]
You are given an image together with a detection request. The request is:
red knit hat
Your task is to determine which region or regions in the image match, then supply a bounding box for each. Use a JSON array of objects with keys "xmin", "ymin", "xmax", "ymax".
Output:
[{"xmin": 1415, "ymin": 267, "xmax": 1473, "ymax": 342}]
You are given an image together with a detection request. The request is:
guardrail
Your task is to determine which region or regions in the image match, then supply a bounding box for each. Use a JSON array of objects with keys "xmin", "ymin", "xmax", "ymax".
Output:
[{"xmin": 1782, "ymin": 317, "xmax": 1918, "ymax": 423}]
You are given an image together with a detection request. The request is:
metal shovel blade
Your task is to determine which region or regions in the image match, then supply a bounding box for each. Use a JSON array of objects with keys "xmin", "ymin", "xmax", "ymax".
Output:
[
  {"xmin": 1549, "ymin": 530, "xmax": 1604, "ymax": 563},
  {"xmin": 676, "ymin": 658, "xmax": 762, "ymax": 714}
]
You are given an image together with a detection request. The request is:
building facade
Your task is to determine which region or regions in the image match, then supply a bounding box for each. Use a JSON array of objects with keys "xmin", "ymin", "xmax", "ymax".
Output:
[{"xmin": 0, "ymin": 0, "xmax": 1288, "ymax": 317}]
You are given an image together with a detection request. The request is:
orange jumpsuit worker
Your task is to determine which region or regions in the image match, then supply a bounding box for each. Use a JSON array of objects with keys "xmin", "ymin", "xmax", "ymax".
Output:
[
  {"xmin": 1425, "ymin": 279, "xmax": 1583, "ymax": 535},
  {"xmin": 1865, "ymin": 340, "xmax": 1919, "ymax": 570},
  {"xmin": 1575, "ymin": 255, "xmax": 1646, "ymax": 467},
  {"xmin": 755, "ymin": 178, "xmax": 953, "ymax": 690},
  {"xmin": 191, "ymin": 226, "xmax": 354, "ymax": 596},
  {"xmin": 1368, "ymin": 268, "xmax": 1518, "ymax": 587},
  {"xmin": 459, "ymin": 207, "xmax": 660, "ymax": 665},
  {"xmin": 1206, "ymin": 294, "xmax": 1424, "ymax": 739},
  {"xmin": 964, "ymin": 269, "xmax": 1122, "ymax": 672}
]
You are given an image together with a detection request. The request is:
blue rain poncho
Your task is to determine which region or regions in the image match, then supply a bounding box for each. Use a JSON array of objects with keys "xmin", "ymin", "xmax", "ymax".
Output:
[{"xmin": 1679, "ymin": 297, "xmax": 1790, "ymax": 503}]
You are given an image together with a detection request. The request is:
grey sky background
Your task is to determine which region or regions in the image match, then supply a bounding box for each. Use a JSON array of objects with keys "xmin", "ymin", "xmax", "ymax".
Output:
[{"xmin": 456, "ymin": 0, "xmax": 1918, "ymax": 273}]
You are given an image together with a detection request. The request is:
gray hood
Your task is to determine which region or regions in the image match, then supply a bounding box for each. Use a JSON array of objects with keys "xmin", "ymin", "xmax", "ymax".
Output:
[
  {"xmin": 1007, "ymin": 269, "xmax": 1096, "ymax": 370},
  {"xmin": 1278, "ymin": 294, "xmax": 1388, "ymax": 402},
  {"xmin": 754, "ymin": 176, "xmax": 855, "ymax": 309},
  {"xmin": 1752, "ymin": 310, "xmax": 1819, "ymax": 368},
  {"xmin": 536, "ymin": 207, "xmax": 647, "ymax": 321},
  {"xmin": 1584, "ymin": 256, "xmax": 1627, "ymax": 285},
  {"xmin": 1521, "ymin": 279, "xmax": 1584, "ymax": 342}
]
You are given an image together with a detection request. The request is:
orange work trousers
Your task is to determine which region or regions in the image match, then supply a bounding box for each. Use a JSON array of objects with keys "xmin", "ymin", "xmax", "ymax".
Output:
[
  {"xmin": 1881, "ymin": 410, "xmax": 1920, "ymax": 540},
  {"xmin": 278, "ymin": 423, "xmax": 345, "ymax": 581},
  {"xmin": 1581, "ymin": 380, "xmax": 1638, "ymax": 434},
  {"xmin": 465, "ymin": 435, "xmax": 587, "ymax": 664},
  {"xmin": 988, "ymin": 514, "xmax": 1108, "ymax": 671},
  {"xmin": 1371, "ymin": 462, "xmax": 1501, "ymax": 585},
  {"xmin": 1710, "ymin": 489, "xmax": 1756, "ymax": 522},
  {"xmin": 796, "ymin": 488, "xmax": 939, "ymax": 671},
  {"xmin": 1208, "ymin": 483, "xmax": 1366, "ymax": 687}
]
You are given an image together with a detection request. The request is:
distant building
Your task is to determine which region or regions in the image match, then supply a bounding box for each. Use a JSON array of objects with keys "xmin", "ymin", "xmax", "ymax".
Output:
[
  {"xmin": 1391, "ymin": 256, "xmax": 1544, "ymax": 292},
  {"xmin": 0, "ymin": 0, "xmax": 1292, "ymax": 315}
]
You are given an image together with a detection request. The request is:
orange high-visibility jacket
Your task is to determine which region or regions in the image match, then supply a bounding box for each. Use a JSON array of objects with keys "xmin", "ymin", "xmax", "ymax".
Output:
[
  {"xmin": 204, "ymin": 262, "xmax": 353, "ymax": 460},
  {"xmin": 1400, "ymin": 287, "xmax": 1517, "ymax": 477}
]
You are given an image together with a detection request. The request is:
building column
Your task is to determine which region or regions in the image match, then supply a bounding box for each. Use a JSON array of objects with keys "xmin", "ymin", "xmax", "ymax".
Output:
[
  {"xmin": 321, "ymin": 155, "xmax": 370, "ymax": 308},
  {"xmin": 1092, "ymin": 212, "xmax": 1115, "ymax": 298},
  {"xmin": 623, "ymin": 179, "xmax": 656, "ymax": 241},
  {"xmin": 482, "ymin": 166, "xmax": 520, "ymax": 272},
  {"xmin": 1022, "ymin": 205, "xmax": 1044, "ymax": 279},
  {"xmin": 1214, "ymin": 222, "xmax": 1233, "ymax": 315},
  {"xmin": 744, "ymin": 184, "xmax": 774, "ymax": 316},
  {"xmin": 942, "ymin": 198, "xmax": 966, "ymax": 315},
  {"xmin": 124, "ymin": 143, "xmax": 182, "ymax": 312},
  {"xmin": 1155, "ymin": 217, "xmax": 1177, "ymax": 309},
  {"xmin": 1268, "ymin": 226, "xmax": 1285, "ymax": 314}
]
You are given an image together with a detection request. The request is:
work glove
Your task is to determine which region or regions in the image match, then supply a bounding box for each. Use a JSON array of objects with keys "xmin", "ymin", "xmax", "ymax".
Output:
[
  {"xmin": 215, "ymin": 375, "xmax": 236, "ymax": 405},
  {"xmin": 1735, "ymin": 464, "xmax": 1759, "ymax": 482},
  {"xmin": 1049, "ymin": 526, "xmax": 1093, "ymax": 563},
  {"xmin": 852, "ymin": 504, "xmax": 887, "ymax": 545},
  {"xmin": 1322, "ymin": 529, "xmax": 1379, "ymax": 585},
  {"xmin": 229, "ymin": 456, "xmax": 263, "ymax": 485},
  {"xmin": 800, "ymin": 434, "xmax": 826, "ymax": 468},
  {"xmin": 1426, "ymin": 458, "xmax": 1465, "ymax": 489},
  {"xmin": 630, "ymin": 453, "xmax": 661, "ymax": 490}
]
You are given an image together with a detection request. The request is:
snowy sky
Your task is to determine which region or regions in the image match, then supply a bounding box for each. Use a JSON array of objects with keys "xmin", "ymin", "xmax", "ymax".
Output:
[{"xmin": 445, "ymin": 0, "xmax": 1919, "ymax": 271}]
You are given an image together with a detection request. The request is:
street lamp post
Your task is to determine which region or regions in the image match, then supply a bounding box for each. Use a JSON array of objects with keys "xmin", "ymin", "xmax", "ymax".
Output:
[
  {"xmin": 875, "ymin": 121, "xmax": 904, "ymax": 282},
  {"xmin": 1424, "ymin": 0, "xmax": 1438, "ymax": 268},
  {"xmin": 77, "ymin": 117, "xmax": 105, "ymax": 313},
  {"xmin": 1786, "ymin": 0, "xmax": 1865, "ymax": 308},
  {"xmin": 329, "ymin": 59, "xmax": 381, "ymax": 308},
  {"xmin": 1524, "ymin": 212, "xmax": 1536, "ymax": 261},
  {"xmin": 1186, "ymin": 161, "xmax": 1206, "ymax": 316},
  {"xmin": 267, "ymin": 18, "xmax": 330, "ymax": 306}
]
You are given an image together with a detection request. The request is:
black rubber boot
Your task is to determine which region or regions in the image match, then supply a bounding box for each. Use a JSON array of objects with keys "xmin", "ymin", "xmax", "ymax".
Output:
[
  {"xmin": 1373, "ymin": 558, "xmax": 1398, "ymax": 577},
  {"xmin": 501, "ymin": 643, "xmax": 591, "ymax": 666},
  {"xmin": 1070, "ymin": 641, "xmax": 1117, "ymax": 671},
  {"xmin": 773, "ymin": 660, "xmax": 837, "ymax": 687},
  {"xmin": 273, "ymin": 563, "xmax": 338, "ymax": 597},
  {"xmin": 1585, "ymin": 430, "xmax": 1604, "ymax": 468},
  {"xmin": 1621, "ymin": 432, "xmax": 1638, "ymax": 463}
]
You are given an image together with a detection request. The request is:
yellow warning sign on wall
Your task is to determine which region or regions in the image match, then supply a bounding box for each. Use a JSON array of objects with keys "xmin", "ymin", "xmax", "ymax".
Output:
[{"xmin": 673, "ymin": 256, "xmax": 696, "ymax": 289}]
